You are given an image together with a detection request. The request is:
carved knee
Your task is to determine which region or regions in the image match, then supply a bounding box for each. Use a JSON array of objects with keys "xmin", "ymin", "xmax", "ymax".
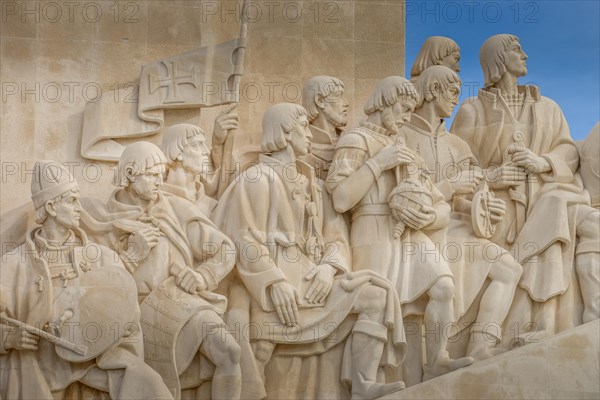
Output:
[
  {"xmin": 357, "ymin": 285, "xmax": 388, "ymax": 314},
  {"xmin": 577, "ymin": 207, "xmax": 600, "ymax": 243},
  {"xmin": 251, "ymin": 340, "xmax": 275, "ymax": 367},
  {"xmin": 492, "ymin": 254, "xmax": 523, "ymax": 285},
  {"xmin": 429, "ymin": 277, "xmax": 454, "ymax": 301}
]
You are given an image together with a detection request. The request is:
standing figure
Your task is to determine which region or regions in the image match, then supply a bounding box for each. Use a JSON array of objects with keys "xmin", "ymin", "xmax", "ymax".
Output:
[
  {"xmin": 0, "ymin": 161, "xmax": 172, "ymax": 400},
  {"xmin": 161, "ymin": 124, "xmax": 221, "ymax": 217},
  {"xmin": 88, "ymin": 142, "xmax": 241, "ymax": 400},
  {"xmin": 214, "ymin": 103, "xmax": 406, "ymax": 400},
  {"xmin": 301, "ymin": 76, "xmax": 350, "ymax": 180},
  {"xmin": 327, "ymin": 76, "xmax": 473, "ymax": 382},
  {"xmin": 452, "ymin": 34, "xmax": 600, "ymax": 340},
  {"xmin": 402, "ymin": 65, "xmax": 522, "ymax": 360},
  {"xmin": 161, "ymin": 124, "xmax": 264, "ymax": 399},
  {"xmin": 410, "ymin": 36, "xmax": 461, "ymax": 79}
]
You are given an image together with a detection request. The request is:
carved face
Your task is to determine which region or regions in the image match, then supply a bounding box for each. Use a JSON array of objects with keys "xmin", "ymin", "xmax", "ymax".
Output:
[
  {"xmin": 288, "ymin": 115, "xmax": 312, "ymax": 156},
  {"xmin": 52, "ymin": 191, "xmax": 81, "ymax": 229},
  {"xmin": 322, "ymin": 89, "xmax": 349, "ymax": 128},
  {"xmin": 434, "ymin": 83, "xmax": 461, "ymax": 118},
  {"xmin": 441, "ymin": 50, "xmax": 461, "ymax": 73},
  {"xmin": 504, "ymin": 41, "xmax": 528, "ymax": 77},
  {"xmin": 182, "ymin": 134, "xmax": 211, "ymax": 175},
  {"xmin": 128, "ymin": 165, "xmax": 164, "ymax": 202},
  {"xmin": 382, "ymin": 96, "xmax": 417, "ymax": 134}
]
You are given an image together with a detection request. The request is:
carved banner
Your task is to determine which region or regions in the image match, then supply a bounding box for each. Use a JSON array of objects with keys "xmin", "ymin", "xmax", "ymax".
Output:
[{"xmin": 81, "ymin": 39, "xmax": 245, "ymax": 161}]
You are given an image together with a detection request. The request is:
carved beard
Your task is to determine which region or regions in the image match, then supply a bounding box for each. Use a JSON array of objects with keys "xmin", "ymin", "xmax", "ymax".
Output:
[
  {"xmin": 322, "ymin": 105, "xmax": 347, "ymax": 129},
  {"xmin": 381, "ymin": 107, "xmax": 401, "ymax": 135},
  {"xmin": 182, "ymin": 154, "xmax": 211, "ymax": 177}
]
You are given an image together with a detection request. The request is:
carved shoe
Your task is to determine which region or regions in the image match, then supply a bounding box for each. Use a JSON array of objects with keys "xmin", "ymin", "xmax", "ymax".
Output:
[
  {"xmin": 422, "ymin": 356, "xmax": 474, "ymax": 381},
  {"xmin": 467, "ymin": 342, "xmax": 505, "ymax": 362},
  {"xmin": 351, "ymin": 374, "xmax": 405, "ymax": 400},
  {"xmin": 466, "ymin": 329, "xmax": 504, "ymax": 362}
]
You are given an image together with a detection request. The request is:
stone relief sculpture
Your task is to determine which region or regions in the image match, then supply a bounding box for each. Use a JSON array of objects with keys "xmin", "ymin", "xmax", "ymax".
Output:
[
  {"xmin": 160, "ymin": 121, "xmax": 236, "ymax": 217},
  {"xmin": 214, "ymin": 103, "xmax": 406, "ymax": 400},
  {"xmin": 452, "ymin": 34, "xmax": 600, "ymax": 344},
  {"xmin": 410, "ymin": 36, "xmax": 461, "ymax": 79},
  {"xmin": 2, "ymin": 25, "xmax": 599, "ymax": 399},
  {"xmin": 578, "ymin": 123, "xmax": 600, "ymax": 210},
  {"xmin": 326, "ymin": 76, "xmax": 473, "ymax": 385},
  {"xmin": 160, "ymin": 124, "xmax": 265, "ymax": 399},
  {"xmin": 402, "ymin": 65, "xmax": 522, "ymax": 361},
  {"xmin": 300, "ymin": 76, "xmax": 350, "ymax": 181},
  {"xmin": 0, "ymin": 161, "xmax": 173, "ymax": 400},
  {"xmin": 83, "ymin": 142, "xmax": 241, "ymax": 400}
]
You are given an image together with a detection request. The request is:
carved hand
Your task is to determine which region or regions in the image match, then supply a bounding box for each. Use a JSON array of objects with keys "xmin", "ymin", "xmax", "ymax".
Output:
[
  {"xmin": 175, "ymin": 268, "xmax": 208, "ymax": 294},
  {"xmin": 400, "ymin": 205, "xmax": 437, "ymax": 230},
  {"xmin": 270, "ymin": 282, "xmax": 302, "ymax": 326},
  {"xmin": 304, "ymin": 264, "xmax": 336, "ymax": 304},
  {"xmin": 509, "ymin": 148, "xmax": 551, "ymax": 175},
  {"xmin": 487, "ymin": 197, "xmax": 507, "ymax": 223},
  {"xmin": 486, "ymin": 165, "xmax": 527, "ymax": 189},
  {"xmin": 126, "ymin": 227, "xmax": 160, "ymax": 261},
  {"xmin": 450, "ymin": 169, "xmax": 484, "ymax": 195},
  {"xmin": 373, "ymin": 143, "xmax": 415, "ymax": 171},
  {"xmin": 212, "ymin": 104, "xmax": 239, "ymax": 144},
  {"xmin": 4, "ymin": 325, "xmax": 39, "ymax": 351}
]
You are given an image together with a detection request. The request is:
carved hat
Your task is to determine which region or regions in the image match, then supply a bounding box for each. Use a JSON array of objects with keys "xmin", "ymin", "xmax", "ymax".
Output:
[{"xmin": 31, "ymin": 160, "xmax": 78, "ymax": 209}]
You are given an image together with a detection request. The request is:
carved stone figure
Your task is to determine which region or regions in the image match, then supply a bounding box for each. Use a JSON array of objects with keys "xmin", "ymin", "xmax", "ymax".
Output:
[
  {"xmin": 214, "ymin": 103, "xmax": 406, "ymax": 400},
  {"xmin": 161, "ymin": 124, "xmax": 221, "ymax": 216},
  {"xmin": 301, "ymin": 76, "xmax": 350, "ymax": 180},
  {"xmin": 410, "ymin": 36, "xmax": 461, "ymax": 79},
  {"xmin": 452, "ymin": 34, "xmax": 600, "ymax": 340},
  {"xmin": 327, "ymin": 76, "xmax": 473, "ymax": 383},
  {"xmin": 402, "ymin": 65, "xmax": 522, "ymax": 361},
  {"xmin": 160, "ymin": 107, "xmax": 239, "ymax": 216},
  {"xmin": 0, "ymin": 161, "xmax": 173, "ymax": 400},
  {"xmin": 84, "ymin": 142, "xmax": 241, "ymax": 399},
  {"xmin": 579, "ymin": 123, "xmax": 600, "ymax": 209},
  {"xmin": 161, "ymin": 124, "xmax": 266, "ymax": 399}
]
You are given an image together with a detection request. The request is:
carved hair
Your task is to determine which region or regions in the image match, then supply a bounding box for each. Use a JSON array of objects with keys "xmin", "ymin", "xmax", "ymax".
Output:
[
  {"xmin": 364, "ymin": 76, "xmax": 419, "ymax": 116},
  {"xmin": 480, "ymin": 34, "xmax": 520, "ymax": 88},
  {"xmin": 261, "ymin": 103, "xmax": 308, "ymax": 152},
  {"xmin": 34, "ymin": 187, "xmax": 80, "ymax": 224},
  {"xmin": 116, "ymin": 142, "xmax": 167, "ymax": 187},
  {"xmin": 414, "ymin": 65, "xmax": 461, "ymax": 108},
  {"xmin": 411, "ymin": 36, "xmax": 460, "ymax": 78},
  {"xmin": 162, "ymin": 124, "xmax": 205, "ymax": 164},
  {"xmin": 302, "ymin": 76, "xmax": 345, "ymax": 122}
]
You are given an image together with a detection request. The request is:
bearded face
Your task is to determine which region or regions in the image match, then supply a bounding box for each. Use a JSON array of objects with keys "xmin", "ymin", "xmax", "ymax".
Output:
[
  {"xmin": 321, "ymin": 89, "xmax": 349, "ymax": 129},
  {"xmin": 381, "ymin": 107, "xmax": 402, "ymax": 135},
  {"xmin": 381, "ymin": 96, "xmax": 417, "ymax": 135},
  {"xmin": 181, "ymin": 135, "xmax": 212, "ymax": 176}
]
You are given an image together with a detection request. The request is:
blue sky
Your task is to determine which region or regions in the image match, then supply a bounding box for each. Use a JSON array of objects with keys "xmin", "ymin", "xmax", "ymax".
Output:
[{"xmin": 406, "ymin": 0, "xmax": 600, "ymax": 140}]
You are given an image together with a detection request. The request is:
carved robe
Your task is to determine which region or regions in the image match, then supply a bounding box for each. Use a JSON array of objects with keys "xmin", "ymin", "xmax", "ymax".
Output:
[
  {"xmin": 162, "ymin": 182, "xmax": 266, "ymax": 399},
  {"xmin": 452, "ymin": 86, "xmax": 590, "ymax": 303},
  {"xmin": 327, "ymin": 122, "xmax": 453, "ymax": 316},
  {"xmin": 400, "ymin": 114, "xmax": 522, "ymax": 318},
  {"xmin": 301, "ymin": 124, "xmax": 340, "ymax": 181},
  {"xmin": 84, "ymin": 191, "xmax": 232, "ymax": 396},
  {"xmin": 0, "ymin": 228, "xmax": 172, "ymax": 400},
  {"xmin": 213, "ymin": 155, "xmax": 404, "ymax": 384}
]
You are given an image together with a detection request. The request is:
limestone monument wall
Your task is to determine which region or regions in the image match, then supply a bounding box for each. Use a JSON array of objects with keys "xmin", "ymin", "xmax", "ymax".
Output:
[{"xmin": 1, "ymin": 0, "xmax": 406, "ymax": 211}]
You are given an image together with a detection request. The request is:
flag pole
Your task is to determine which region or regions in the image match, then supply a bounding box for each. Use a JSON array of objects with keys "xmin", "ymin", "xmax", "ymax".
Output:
[{"xmin": 219, "ymin": 0, "xmax": 249, "ymax": 196}]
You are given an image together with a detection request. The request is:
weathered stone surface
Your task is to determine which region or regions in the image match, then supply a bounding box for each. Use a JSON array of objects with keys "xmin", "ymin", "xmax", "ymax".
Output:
[{"xmin": 381, "ymin": 320, "xmax": 600, "ymax": 400}]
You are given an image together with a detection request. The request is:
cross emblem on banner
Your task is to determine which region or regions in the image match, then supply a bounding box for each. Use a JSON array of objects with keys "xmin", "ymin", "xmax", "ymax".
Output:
[{"xmin": 149, "ymin": 60, "xmax": 198, "ymax": 104}]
